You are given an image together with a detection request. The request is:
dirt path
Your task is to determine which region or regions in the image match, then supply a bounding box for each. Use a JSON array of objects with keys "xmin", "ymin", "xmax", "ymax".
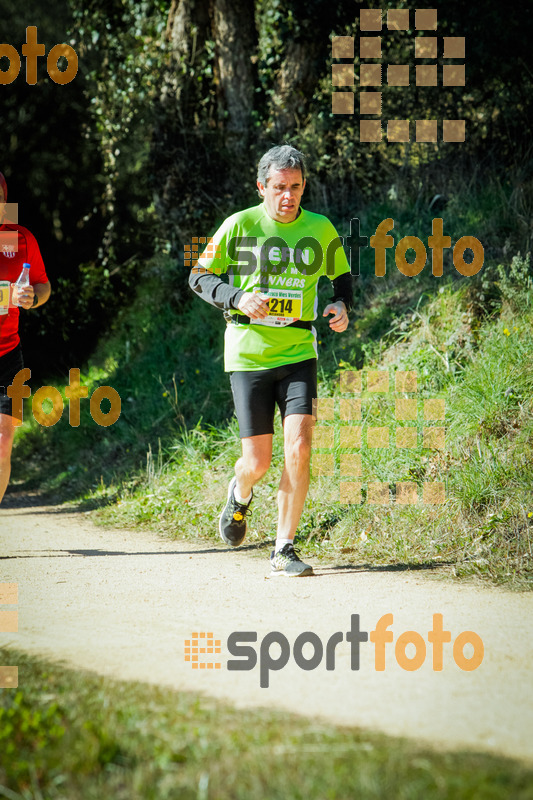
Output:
[{"xmin": 1, "ymin": 497, "xmax": 532, "ymax": 763}]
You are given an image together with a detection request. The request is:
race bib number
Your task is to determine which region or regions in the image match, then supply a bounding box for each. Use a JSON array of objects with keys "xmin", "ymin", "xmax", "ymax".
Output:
[
  {"xmin": 0, "ymin": 281, "xmax": 9, "ymax": 315},
  {"xmin": 251, "ymin": 289, "xmax": 303, "ymax": 327}
]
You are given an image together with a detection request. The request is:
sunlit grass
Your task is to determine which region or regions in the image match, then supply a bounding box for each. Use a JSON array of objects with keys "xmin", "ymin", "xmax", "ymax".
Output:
[{"xmin": 1, "ymin": 648, "xmax": 532, "ymax": 800}]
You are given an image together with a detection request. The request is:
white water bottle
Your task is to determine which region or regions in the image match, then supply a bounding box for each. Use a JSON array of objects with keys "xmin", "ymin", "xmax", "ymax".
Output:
[{"xmin": 13, "ymin": 262, "xmax": 31, "ymax": 307}]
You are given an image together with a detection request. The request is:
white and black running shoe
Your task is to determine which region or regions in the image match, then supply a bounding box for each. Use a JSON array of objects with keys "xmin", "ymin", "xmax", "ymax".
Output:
[
  {"xmin": 219, "ymin": 476, "xmax": 253, "ymax": 547},
  {"xmin": 270, "ymin": 543, "xmax": 314, "ymax": 577}
]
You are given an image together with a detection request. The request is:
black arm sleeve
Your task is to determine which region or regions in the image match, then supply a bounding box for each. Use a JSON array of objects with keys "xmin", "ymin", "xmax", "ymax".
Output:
[
  {"xmin": 331, "ymin": 272, "xmax": 353, "ymax": 312},
  {"xmin": 188, "ymin": 269, "xmax": 245, "ymax": 312}
]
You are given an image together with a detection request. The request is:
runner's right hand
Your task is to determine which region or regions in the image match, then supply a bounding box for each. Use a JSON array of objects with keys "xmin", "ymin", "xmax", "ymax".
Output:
[
  {"xmin": 237, "ymin": 291, "xmax": 270, "ymax": 319},
  {"xmin": 11, "ymin": 285, "xmax": 35, "ymax": 310}
]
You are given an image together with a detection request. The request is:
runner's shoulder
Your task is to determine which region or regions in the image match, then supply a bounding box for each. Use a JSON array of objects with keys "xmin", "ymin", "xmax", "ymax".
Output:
[
  {"xmin": 300, "ymin": 208, "xmax": 339, "ymax": 232},
  {"xmin": 224, "ymin": 203, "xmax": 265, "ymax": 228},
  {"xmin": 3, "ymin": 223, "xmax": 38, "ymax": 244}
]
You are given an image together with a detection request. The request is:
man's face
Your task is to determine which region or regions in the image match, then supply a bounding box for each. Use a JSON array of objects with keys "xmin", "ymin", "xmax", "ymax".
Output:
[{"xmin": 257, "ymin": 167, "xmax": 306, "ymax": 223}]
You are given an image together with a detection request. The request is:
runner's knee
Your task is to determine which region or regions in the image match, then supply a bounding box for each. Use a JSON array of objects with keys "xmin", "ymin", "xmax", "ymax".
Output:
[
  {"xmin": 243, "ymin": 452, "xmax": 271, "ymax": 479},
  {"xmin": 285, "ymin": 435, "xmax": 312, "ymax": 467}
]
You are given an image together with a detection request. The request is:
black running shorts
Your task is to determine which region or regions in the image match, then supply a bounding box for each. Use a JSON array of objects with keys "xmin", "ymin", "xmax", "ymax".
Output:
[
  {"xmin": 0, "ymin": 344, "xmax": 24, "ymax": 418},
  {"xmin": 229, "ymin": 358, "xmax": 317, "ymax": 438}
]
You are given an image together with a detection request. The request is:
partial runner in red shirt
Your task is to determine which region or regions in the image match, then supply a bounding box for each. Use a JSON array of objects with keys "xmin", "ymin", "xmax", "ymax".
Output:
[{"xmin": 0, "ymin": 171, "xmax": 52, "ymax": 503}]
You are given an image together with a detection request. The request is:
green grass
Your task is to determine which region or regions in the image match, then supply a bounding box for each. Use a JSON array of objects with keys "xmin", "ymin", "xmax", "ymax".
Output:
[{"xmin": 1, "ymin": 648, "xmax": 532, "ymax": 799}]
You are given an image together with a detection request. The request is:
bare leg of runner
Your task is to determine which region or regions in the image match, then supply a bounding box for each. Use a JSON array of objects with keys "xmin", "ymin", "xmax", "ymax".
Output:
[
  {"xmin": 277, "ymin": 413, "xmax": 314, "ymax": 539},
  {"xmin": 0, "ymin": 413, "xmax": 16, "ymax": 504},
  {"xmin": 234, "ymin": 433, "xmax": 272, "ymax": 499}
]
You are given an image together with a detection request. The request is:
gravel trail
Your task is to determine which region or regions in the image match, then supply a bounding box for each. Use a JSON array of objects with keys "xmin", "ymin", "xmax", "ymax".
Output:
[{"xmin": 1, "ymin": 497, "xmax": 532, "ymax": 762}]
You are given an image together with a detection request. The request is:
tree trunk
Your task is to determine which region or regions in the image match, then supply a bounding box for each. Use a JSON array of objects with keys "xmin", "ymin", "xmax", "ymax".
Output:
[
  {"xmin": 152, "ymin": 0, "xmax": 213, "ymax": 248},
  {"xmin": 212, "ymin": 0, "xmax": 257, "ymax": 147},
  {"xmin": 163, "ymin": 0, "xmax": 212, "ymax": 111},
  {"xmin": 151, "ymin": 0, "xmax": 260, "ymax": 250},
  {"xmin": 273, "ymin": 39, "xmax": 322, "ymax": 139}
]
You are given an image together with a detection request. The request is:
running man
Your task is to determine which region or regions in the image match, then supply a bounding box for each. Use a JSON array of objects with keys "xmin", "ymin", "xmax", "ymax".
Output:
[
  {"xmin": 189, "ymin": 145, "xmax": 352, "ymax": 576},
  {"xmin": 0, "ymin": 171, "xmax": 51, "ymax": 503}
]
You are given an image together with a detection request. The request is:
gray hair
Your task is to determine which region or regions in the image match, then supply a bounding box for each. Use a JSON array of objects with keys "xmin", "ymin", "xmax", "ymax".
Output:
[{"xmin": 257, "ymin": 145, "xmax": 306, "ymax": 187}]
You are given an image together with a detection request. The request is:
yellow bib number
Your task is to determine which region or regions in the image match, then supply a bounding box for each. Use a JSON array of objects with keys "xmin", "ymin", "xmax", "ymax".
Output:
[
  {"xmin": 251, "ymin": 289, "xmax": 303, "ymax": 327},
  {"xmin": 0, "ymin": 281, "xmax": 9, "ymax": 315}
]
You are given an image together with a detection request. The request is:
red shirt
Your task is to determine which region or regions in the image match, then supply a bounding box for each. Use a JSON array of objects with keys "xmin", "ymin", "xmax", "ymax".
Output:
[{"xmin": 0, "ymin": 223, "xmax": 48, "ymax": 357}]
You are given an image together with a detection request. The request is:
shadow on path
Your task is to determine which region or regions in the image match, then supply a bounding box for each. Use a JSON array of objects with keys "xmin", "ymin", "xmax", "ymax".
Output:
[
  {"xmin": 1, "ymin": 494, "xmax": 115, "ymax": 514},
  {"xmin": 1, "ymin": 546, "xmax": 454, "ymax": 576},
  {"xmin": 312, "ymin": 560, "xmax": 455, "ymax": 577},
  {"xmin": 0, "ymin": 542, "xmax": 273, "ymax": 559},
  {"xmin": 1, "ymin": 494, "xmax": 455, "ymax": 575}
]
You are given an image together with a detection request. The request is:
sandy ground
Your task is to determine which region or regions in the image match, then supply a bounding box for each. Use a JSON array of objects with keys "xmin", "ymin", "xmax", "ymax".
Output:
[{"xmin": 1, "ymin": 495, "xmax": 533, "ymax": 763}]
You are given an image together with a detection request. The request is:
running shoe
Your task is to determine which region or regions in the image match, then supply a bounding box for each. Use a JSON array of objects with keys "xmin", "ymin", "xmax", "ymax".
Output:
[
  {"xmin": 270, "ymin": 543, "xmax": 314, "ymax": 577},
  {"xmin": 219, "ymin": 476, "xmax": 253, "ymax": 547}
]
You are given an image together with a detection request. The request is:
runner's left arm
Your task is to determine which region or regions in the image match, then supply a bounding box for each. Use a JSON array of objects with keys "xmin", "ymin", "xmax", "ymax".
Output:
[
  {"xmin": 331, "ymin": 272, "xmax": 353, "ymax": 311},
  {"xmin": 13, "ymin": 280, "xmax": 51, "ymax": 310},
  {"xmin": 12, "ymin": 227, "xmax": 51, "ymax": 310},
  {"xmin": 187, "ymin": 218, "xmax": 247, "ymax": 312},
  {"xmin": 322, "ymin": 220, "xmax": 352, "ymax": 332},
  {"xmin": 189, "ymin": 267, "xmax": 245, "ymax": 312}
]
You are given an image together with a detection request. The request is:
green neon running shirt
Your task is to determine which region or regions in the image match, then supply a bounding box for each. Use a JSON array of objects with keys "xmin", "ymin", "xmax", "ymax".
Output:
[{"xmin": 196, "ymin": 203, "xmax": 350, "ymax": 371}]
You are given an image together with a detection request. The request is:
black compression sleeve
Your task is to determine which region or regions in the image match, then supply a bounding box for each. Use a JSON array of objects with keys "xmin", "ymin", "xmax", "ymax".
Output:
[
  {"xmin": 332, "ymin": 272, "xmax": 353, "ymax": 312},
  {"xmin": 188, "ymin": 269, "xmax": 245, "ymax": 311}
]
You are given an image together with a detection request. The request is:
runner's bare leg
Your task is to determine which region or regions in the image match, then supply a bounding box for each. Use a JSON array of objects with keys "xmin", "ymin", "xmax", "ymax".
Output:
[
  {"xmin": 277, "ymin": 413, "xmax": 314, "ymax": 539},
  {"xmin": 235, "ymin": 433, "xmax": 272, "ymax": 499},
  {"xmin": 0, "ymin": 413, "xmax": 16, "ymax": 504}
]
